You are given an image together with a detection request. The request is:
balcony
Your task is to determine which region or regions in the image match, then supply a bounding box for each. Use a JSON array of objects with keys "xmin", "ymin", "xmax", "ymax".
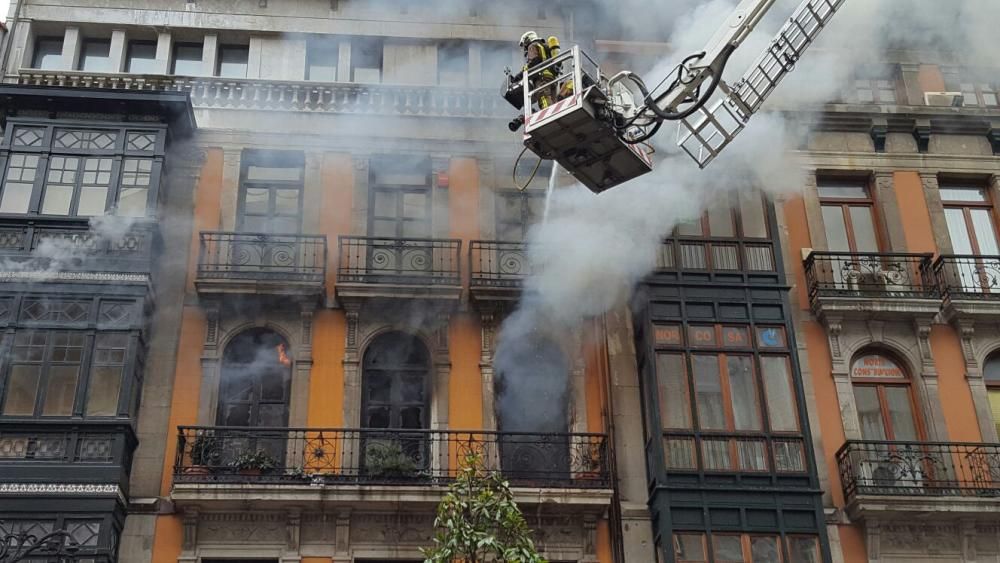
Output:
[
  {"xmin": 934, "ymin": 255, "xmax": 1000, "ymax": 320},
  {"xmin": 655, "ymin": 237, "xmax": 780, "ymax": 284},
  {"xmin": 0, "ymin": 219, "xmax": 155, "ymax": 282},
  {"xmin": 336, "ymin": 236, "xmax": 462, "ymax": 301},
  {"xmin": 171, "ymin": 426, "xmax": 612, "ymax": 511},
  {"xmin": 804, "ymin": 252, "xmax": 939, "ymax": 320},
  {"xmin": 837, "ymin": 440, "xmax": 1000, "ymax": 520},
  {"xmin": 0, "ymin": 421, "xmax": 137, "ymax": 493},
  {"xmin": 194, "ymin": 231, "xmax": 327, "ymax": 298},
  {"xmin": 468, "ymin": 240, "xmax": 529, "ymax": 306},
  {"xmin": 17, "ymin": 70, "xmax": 508, "ymax": 121}
]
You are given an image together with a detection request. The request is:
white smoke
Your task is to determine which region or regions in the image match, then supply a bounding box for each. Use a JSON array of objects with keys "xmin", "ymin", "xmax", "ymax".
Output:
[{"xmin": 0, "ymin": 214, "xmax": 137, "ymax": 280}]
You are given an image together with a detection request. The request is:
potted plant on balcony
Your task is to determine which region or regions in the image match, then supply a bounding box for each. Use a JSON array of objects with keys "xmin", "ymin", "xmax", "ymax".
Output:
[
  {"xmin": 363, "ymin": 439, "xmax": 419, "ymax": 480},
  {"xmin": 229, "ymin": 449, "xmax": 279, "ymax": 477},
  {"xmin": 185, "ymin": 433, "xmax": 217, "ymax": 476}
]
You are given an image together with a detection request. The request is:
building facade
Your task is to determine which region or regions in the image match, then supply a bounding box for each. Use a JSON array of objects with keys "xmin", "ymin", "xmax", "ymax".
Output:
[{"xmin": 0, "ymin": 1, "xmax": 997, "ymax": 562}]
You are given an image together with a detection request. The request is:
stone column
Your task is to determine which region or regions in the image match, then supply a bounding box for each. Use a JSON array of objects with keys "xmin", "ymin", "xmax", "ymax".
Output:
[
  {"xmin": 915, "ymin": 318, "xmax": 950, "ymax": 442},
  {"xmin": 431, "ymin": 156, "xmax": 450, "ymax": 238},
  {"xmin": 202, "ymin": 33, "xmax": 219, "ymax": 77},
  {"xmin": 956, "ymin": 320, "xmax": 1000, "ymax": 442},
  {"xmin": 287, "ymin": 303, "xmax": 315, "ymax": 431},
  {"xmin": 154, "ymin": 31, "xmax": 172, "ymax": 75},
  {"xmin": 197, "ymin": 299, "xmax": 222, "ymax": 425},
  {"xmin": 431, "ymin": 314, "xmax": 452, "ymax": 475},
  {"xmin": 336, "ymin": 39, "xmax": 351, "ymax": 83},
  {"xmin": 219, "ymin": 148, "xmax": 243, "ymax": 232},
  {"xmin": 826, "ymin": 316, "xmax": 862, "ymax": 440},
  {"xmin": 920, "ymin": 172, "xmax": 952, "ymax": 254},
  {"xmin": 873, "ymin": 171, "xmax": 907, "ymax": 252},
  {"xmin": 479, "ymin": 310, "xmax": 498, "ymax": 432},
  {"xmin": 109, "ymin": 29, "xmax": 127, "ymax": 73},
  {"xmin": 60, "ymin": 26, "xmax": 81, "ymax": 71},
  {"xmin": 802, "ymin": 170, "xmax": 828, "ymax": 251}
]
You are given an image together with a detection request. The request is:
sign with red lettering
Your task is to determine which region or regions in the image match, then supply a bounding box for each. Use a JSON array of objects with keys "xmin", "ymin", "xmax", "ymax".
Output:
[
  {"xmin": 722, "ymin": 326, "xmax": 750, "ymax": 347},
  {"xmin": 688, "ymin": 325, "xmax": 717, "ymax": 346},
  {"xmin": 851, "ymin": 354, "xmax": 905, "ymax": 379},
  {"xmin": 654, "ymin": 325, "xmax": 682, "ymax": 346}
]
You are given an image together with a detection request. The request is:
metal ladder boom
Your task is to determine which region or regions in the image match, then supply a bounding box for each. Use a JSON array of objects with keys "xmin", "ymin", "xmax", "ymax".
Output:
[{"xmin": 676, "ymin": 0, "xmax": 848, "ymax": 168}]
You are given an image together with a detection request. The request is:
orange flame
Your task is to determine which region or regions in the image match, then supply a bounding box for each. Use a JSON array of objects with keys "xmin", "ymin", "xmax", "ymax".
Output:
[{"xmin": 276, "ymin": 344, "xmax": 291, "ymax": 366}]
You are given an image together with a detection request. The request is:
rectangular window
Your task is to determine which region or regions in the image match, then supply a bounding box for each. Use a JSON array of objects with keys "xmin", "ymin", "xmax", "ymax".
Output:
[
  {"xmin": 85, "ymin": 333, "xmax": 128, "ymax": 416},
  {"xmin": 171, "ymin": 42, "xmax": 203, "ymax": 75},
  {"xmin": 306, "ymin": 38, "xmax": 338, "ymax": 81},
  {"xmin": 495, "ymin": 190, "xmax": 544, "ymax": 241},
  {"xmin": 676, "ymin": 533, "xmax": 801, "ymax": 563},
  {"xmin": 78, "ymin": 39, "xmax": 112, "ymax": 72},
  {"xmin": 217, "ymin": 44, "xmax": 249, "ymax": 78},
  {"xmin": 351, "ymin": 37, "xmax": 383, "ymax": 83},
  {"xmin": 0, "ymin": 154, "xmax": 40, "ymax": 213},
  {"xmin": 656, "ymin": 353, "xmax": 690, "ymax": 430},
  {"xmin": 787, "ymin": 536, "xmax": 821, "ymax": 563},
  {"xmin": 438, "ymin": 41, "xmax": 468, "ymax": 86},
  {"xmin": 117, "ymin": 159, "xmax": 153, "ymax": 217},
  {"xmin": 819, "ymin": 179, "xmax": 879, "ymax": 253},
  {"xmin": 674, "ymin": 534, "xmax": 707, "ymax": 562},
  {"xmin": 32, "ymin": 37, "xmax": 64, "ymax": 70},
  {"xmin": 126, "ymin": 40, "xmax": 158, "ymax": 73},
  {"xmin": 41, "ymin": 156, "xmax": 79, "ymax": 215},
  {"xmin": 238, "ymin": 151, "xmax": 304, "ymax": 234},
  {"xmin": 480, "ymin": 41, "xmax": 512, "ymax": 87},
  {"xmin": 369, "ymin": 157, "xmax": 430, "ymax": 238},
  {"xmin": 761, "ymin": 356, "xmax": 799, "ymax": 431}
]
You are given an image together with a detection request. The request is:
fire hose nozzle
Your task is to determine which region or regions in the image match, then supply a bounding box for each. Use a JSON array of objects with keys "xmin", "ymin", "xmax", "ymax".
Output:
[{"xmin": 508, "ymin": 115, "xmax": 525, "ymax": 132}]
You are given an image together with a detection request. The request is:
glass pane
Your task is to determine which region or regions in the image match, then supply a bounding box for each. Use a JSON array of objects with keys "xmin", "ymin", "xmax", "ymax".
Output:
[
  {"xmin": 713, "ymin": 535, "xmax": 744, "ymax": 562},
  {"xmin": 400, "ymin": 374, "xmax": 425, "ymax": 402},
  {"xmin": 220, "ymin": 402, "xmax": 251, "ymax": 426},
  {"xmin": 373, "ymin": 190, "xmax": 397, "ymax": 217},
  {"xmin": 79, "ymin": 40, "xmax": 111, "ymax": 72},
  {"xmin": 365, "ymin": 373, "xmax": 391, "ymax": 403},
  {"xmin": 854, "ymin": 385, "xmax": 888, "ymax": 440},
  {"xmin": 217, "ymin": 45, "xmax": 249, "ymax": 78},
  {"xmin": 656, "ymin": 354, "xmax": 690, "ymax": 429},
  {"xmin": 750, "ymin": 536, "xmax": 780, "ymax": 563},
  {"xmin": 269, "ymin": 217, "xmax": 299, "ymax": 234},
  {"xmin": 247, "ymin": 165, "xmax": 301, "ymax": 181},
  {"xmin": 171, "ymin": 44, "xmax": 203, "ymax": 75},
  {"xmin": 401, "ymin": 219, "xmax": 429, "ymax": 238},
  {"xmin": 117, "ymin": 187, "xmax": 148, "ymax": 217},
  {"xmin": 692, "ymin": 355, "xmax": 725, "ymax": 430},
  {"xmin": 3, "ymin": 366, "xmax": 42, "ymax": 415},
  {"xmin": 275, "ymin": 188, "xmax": 300, "ymax": 215},
  {"xmin": 885, "ymin": 386, "xmax": 918, "ymax": 441},
  {"xmin": 0, "ymin": 181, "xmax": 33, "ymax": 213},
  {"xmin": 940, "ymin": 187, "xmax": 987, "ymax": 202},
  {"xmin": 971, "ymin": 208, "xmax": 1000, "ymax": 254},
  {"xmin": 707, "ymin": 206, "xmax": 734, "ymax": 237},
  {"xmin": 402, "ymin": 192, "xmax": 427, "ymax": 219},
  {"xmin": 822, "ymin": 206, "xmax": 850, "ymax": 252},
  {"xmin": 257, "ymin": 403, "xmax": 286, "ymax": 426},
  {"xmin": 85, "ymin": 366, "xmax": 122, "ymax": 416},
  {"xmin": 41, "ymin": 184, "xmax": 73, "ymax": 215},
  {"xmin": 307, "ymin": 62, "xmax": 337, "ymax": 81},
  {"xmin": 727, "ymin": 356, "xmax": 761, "ymax": 431},
  {"xmin": 243, "ymin": 187, "xmax": 269, "ymax": 215},
  {"xmin": 400, "ymin": 406, "xmax": 423, "ymax": 428},
  {"xmin": 240, "ymin": 215, "xmax": 267, "ymax": 233},
  {"xmin": 42, "ymin": 365, "xmax": 80, "ymax": 416},
  {"xmin": 849, "ymin": 205, "xmax": 879, "ymax": 252},
  {"xmin": 788, "ymin": 537, "xmax": 820, "ymax": 563},
  {"xmin": 33, "ymin": 38, "xmax": 64, "ymax": 69},
  {"xmin": 78, "ymin": 185, "xmax": 109, "ymax": 216},
  {"xmin": 372, "ymin": 219, "xmax": 397, "ymax": 237},
  {"xmin": 126, "ymin": 41, "xmax": 158, "ymax": 73},
  {"xmin": 674, "ymin": 534, "xmax": 706, "ymax": 561},
  {"xmin": 945, "ymin": 207, "xmax": 975, "ymax": 254},
  {"xmin": 986, "ymin": 355, "xmax": 1000, "ymax": 382},
  {"xmin": 761, "ymin": 356, "xmax": 798, "ymax": 431},
  {"xmin": 676, "ymin": 219, "xmax": 704, "ymax": 236},
  {"xmin": 990, "ymin": 390, "xmax": 1000, "ymax": 440},
  {"xmin": 756, "ymin": 327, "xmax": 786, "ymax": 349},
  {"xmin": 739, "ymin": 191, "xmax": 767, "ymax": 238},
  {"xmin": 260, "ymin": 371, "xmax": 289, "ymax": 402},
  {"xmin": 818, "ymin": 183, "xmax": 868, "ymax": 199}
]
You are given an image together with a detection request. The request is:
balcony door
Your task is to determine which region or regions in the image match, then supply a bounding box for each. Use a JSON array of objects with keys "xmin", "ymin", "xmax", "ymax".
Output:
[
  {"xmin": 233, "ymin": 152, "xmax": 305, "ymax": 275},
  {"xmin": 216, "ymin": 329, "xmax": 292, "ymax": 469},
  {"xmin": 368, "ymin": 159, "xmax": 432, "ymax": 276},
  {"xmin": 361, "ymin": 332, "xmax": 430, "ymax": 477},
  {"xmin": 819, "ymin": 180, "xmax": 881, "ymax": 290},
  {"xmin": 942, "ymin": 185, "xmax": 1000, "ymax": 293}
]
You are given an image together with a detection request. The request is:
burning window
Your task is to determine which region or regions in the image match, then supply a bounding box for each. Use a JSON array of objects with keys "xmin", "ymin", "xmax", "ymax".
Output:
[
  {"xmin": 217, "ymin": 328, "xmax": 292, "ymax": 428},
  {"xmin": 362, "ymin": 332, "xmax": 429, "ymax": 430}
]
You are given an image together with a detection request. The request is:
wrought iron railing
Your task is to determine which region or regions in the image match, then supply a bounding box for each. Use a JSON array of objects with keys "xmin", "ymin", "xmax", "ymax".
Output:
[
  {"xmin": 469, "ymin": 240, "xmax": 530, "ymax": 289},
  {"xmin": 934, "ymin": 255, "xmax": 1000, "ymax": 299},
  {"xmin": 337, "ymin": 236, "xmax": 461, "ymax": 286},
  {"xmin": 804, "ymin": 251, "xmax": 936, "ymax": 299},
  {"xmin": 18, "ymin": 70, "xmax": 508, "ymax": 119},
  {"xmin": 0, "ymin": 220, "xmax": 155, "ymax": 274},
  {"xmin": 837, "ymin": 440, "xmax": 1000, "ymax": 499},
  {"xmin": 174, "ymin": 426, "xmax": 610, "ymax": 488},
  {"xmin": 657, "ymin": 238, "xmax": 776, "ymax": 273},
  {"xmin": 197, "ymin": 231, "xmax": 327, "ymax": 284},
  {"xmin": 662, "ymin": 432, "xmax": 808, "ymax": 474}
]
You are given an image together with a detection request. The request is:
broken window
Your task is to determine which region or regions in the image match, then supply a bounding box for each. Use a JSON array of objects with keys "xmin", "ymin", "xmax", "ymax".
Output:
[
  {"xmin": 361, "ymin": 332, "xmax": 430, "ymax": 430},
  {"xmin": 306, "ymin": 37, "xmax": 338, "ymax": 81},
  {"xmin": 350, "ymin": 37, "xmax": 382, "ymax": 83},
  {"xmin": 437, "ymin": 41, "xmax": 468, "ymax": 86},
  {"xmin": 495, "ymin": 189, "xmax": 545, "ymax": 241}
]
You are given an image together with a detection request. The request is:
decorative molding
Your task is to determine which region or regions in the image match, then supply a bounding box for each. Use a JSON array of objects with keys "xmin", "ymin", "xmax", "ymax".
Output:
[
  {"xmin": 913, "ymin": 119, "xmax": 932, "ymax": 153},
  {"xmin": 198, "ymin": 512, "xmax": 285, "ymax": 544},
  {"xmin": 350, "ymin": 513, "xmax": 434, "ymax": 546},
  {"xmin": 0, "ymin": 482, "xmax": 125, "ymax": 504},
  {"xmin": 0, "ymin": 271, "xmax": 150, "ymax": 283}
]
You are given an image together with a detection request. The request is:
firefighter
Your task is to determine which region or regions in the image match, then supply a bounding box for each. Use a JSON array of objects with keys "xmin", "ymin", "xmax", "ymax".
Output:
[{"xmin": 508, "ymin": 31, "xmax": 572, "ymax": 131}]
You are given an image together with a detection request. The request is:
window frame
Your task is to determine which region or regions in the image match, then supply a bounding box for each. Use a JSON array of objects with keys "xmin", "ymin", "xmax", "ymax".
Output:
[
  {"xmin": 939, "ymin": 181, "xmax": 1000, "ymax": 256},
  {"xmin": 216, "ymin": 44, "xmax": 250, "ymax": 78},
  {"xmin": 31, "ymin": 36, "xmax": 64, "ymax": 70},
  {"xmin": 306, "ymin": 37, "xmax": 339, "ymax": 82},
  {"xmin": 817, "ymin": 177, "xmax": 884, "ymax": 253},
  {"xmin": 170, "ymin": 42, "xmax": 204, "ymax": 76},
  {"xmin": 77, "ymin": 38, "xmax": 112, "ymax": 73},
  {"xmin": 673, "ymin": 532, "xmax": 807, "ymax": 563},
  {"xmin": 0, "ymin": 121, "xmax": 165, "ymax": 219},
  {"xmin": 494, "ymin": 188, "xmax": 545, "ymax": 242},
  {"xmin": 125, "ymin": 40, "xmax": 158, "ymax": 74},
  {"xmin": 959, "ymin": 81, "xmax": 999, "ymax": 108},
  {"xmin": 850, "ymin": 350, "xmax": 926, "ymax": 442},
  {"xmin": 674, "ymin": 191, "xmax": 770, "ymax": 240},
  {"xmin": 361, "ymin": 332, "xmax": 431, "ymax": 430},
  {"xmin": 367, "ymin": 158, "xmax": 432, "ymax": 239},
  {"xmin": 236, "ymin": 150, "xmax": 305, "ymax": 234},
  {"xmin": 350, "ymin": 36, "xmax": 383, "ymax": 83}
]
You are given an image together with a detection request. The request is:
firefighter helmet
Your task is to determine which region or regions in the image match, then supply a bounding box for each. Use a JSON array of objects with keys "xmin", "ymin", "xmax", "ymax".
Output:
[{"xmin": 519, "ymin": 31, "xmax": 539, "ymax": 49}]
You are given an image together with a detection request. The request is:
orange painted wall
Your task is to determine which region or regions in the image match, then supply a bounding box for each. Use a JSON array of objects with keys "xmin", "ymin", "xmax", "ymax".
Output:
[
  {"xmin": 801, "ymin": 320, "xmax": 847, "ymax": 507},
  {"xmin": 917, "ymin": 64, "xmax": 946, "ymax": 94},
  {"xmin": 930, "ymin": 325, "xmax": 983, "ymax": 442},
  {"xmin": 308, "ymin": 309, "xmax": 346, "ymax": 428},
  {"xmin": 584, "ymin": 319, "xmax": 609, "ymax": 434},
  {"xmin": 893, "ymin": 171, "xmax": 937, "ymax": 254},
  {"xmin": 449, "ymin": 313, "xmax": 484, "ymax": 430},
  {"xmin": 320, "ymin": 153, "xmax": 354, "ymax": 300},
  {"xmin": 783, "ymin": 195, "xmax": 813, "ymax": 311},
  {"xmin": 185, "ymin": 148, "xmax": 224, "ymax": 292},
  {"xmin": 837, "ymin": 524, "xmax": 868, "ymax": 563},
  {"xmin": 597, "ymin": 520, "xmax": 613, "ymax": 563},
  {"xmin": 150, "ymin": 516, "xmax": 183, "ymax": 563},
  {"xmin": 449, "ymin": 156, "xmax": 480, "ymax": 287}
]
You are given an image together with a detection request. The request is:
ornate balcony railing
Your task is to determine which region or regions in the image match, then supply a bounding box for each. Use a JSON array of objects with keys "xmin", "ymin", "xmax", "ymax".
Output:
[
  {"xmin": 657, "ymin": 238, "xmax": 777, "ymax": 276},
  {"xmin": 197, "ymin": 231, "xmax": 327, "ymax": 284},
  {"xmin": 174, "ymin": 426, "xmax": 610, "ymax": 488},
  {"xmin": 837, "ymin": 440, "xmax": 1000, "ymax": 499},
  {"xmin": 17, "ymin": 70, "xmax": 509, "ymax": 119},
  {"xmin": 469, "ymin": 240, "xmax": 530, "ymax": 289},
  {"xmin": 934, "ymin": 254, "xmax": 1000, "ymax": 299},
  {"xmin": 337, "ymin": 236, "xmax": 461, "ymax": 287},
  {"xmin": 663, "ymin": 432, "xmax": 808, "ymax": 475},
  {"xmin": 0, "ymin": 219, "xmax": 155, "ymax": 275},
  {"xmin": 804, "ymin": 251, "xmax": 937, "ymax": 299}
]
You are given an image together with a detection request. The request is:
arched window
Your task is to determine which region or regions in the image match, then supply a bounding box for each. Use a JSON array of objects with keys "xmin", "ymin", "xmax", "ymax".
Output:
[
  {"xmin": 983, "ymin": 351, "xmax": 1000, "ymax": 438},
  {"xmin": 851, "ymin": 350, "xmax": 921, "ymax": 441},
  {"xmin": 362, "ymin": 332, "xmax": 430, "ymax": 430},
  {"xmin": 216, "ymin": 328, "xmax": 292, "ymax": 428}
]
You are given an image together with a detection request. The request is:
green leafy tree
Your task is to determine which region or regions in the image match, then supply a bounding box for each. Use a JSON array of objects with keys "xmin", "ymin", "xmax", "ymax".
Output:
[{"xmin": 422, "ymin": 453, "xmax": 546, "ymax": 563}]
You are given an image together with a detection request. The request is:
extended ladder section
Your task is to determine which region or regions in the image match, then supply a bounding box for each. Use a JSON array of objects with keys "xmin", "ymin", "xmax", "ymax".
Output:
[{"xmin": 677, "ymin": 0, "xmax": 847, "ymax": 168}]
